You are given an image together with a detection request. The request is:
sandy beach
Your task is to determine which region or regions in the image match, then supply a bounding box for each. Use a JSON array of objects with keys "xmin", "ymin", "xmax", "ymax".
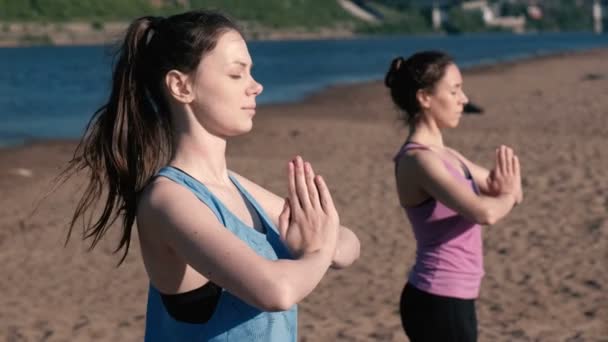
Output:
[{"xmin": 1, "ymin": 48, "xmax": 607, "ymax": 341}]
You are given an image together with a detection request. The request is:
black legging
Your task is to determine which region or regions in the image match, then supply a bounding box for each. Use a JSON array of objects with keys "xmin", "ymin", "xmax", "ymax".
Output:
[{"xmin": 400, "ymin": 283, "xmax": 478, "ymax": 342}]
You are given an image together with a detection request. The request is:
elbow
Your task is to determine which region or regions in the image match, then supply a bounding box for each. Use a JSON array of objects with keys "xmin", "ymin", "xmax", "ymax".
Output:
[
  {"xmin": 481, "ymin": 215, "xmax": 497, "ymax": 226},
  {"xmin": 332, "ymin": 239, "xmax": 361, "ymax": 269},
  {"xmin": 476, "ymin": 208, "xmax": 498, "ymax": 226},
  {"xmin": 257, "ymin": 276, "xmax": 296, "ymax": 312},
  {"xmin": 352, "ymin": 238, "xmax": 361, "ymax": 262},
  {"xmin": 349, "ymin": 240, "xmax": 361, "ymax": 266}
]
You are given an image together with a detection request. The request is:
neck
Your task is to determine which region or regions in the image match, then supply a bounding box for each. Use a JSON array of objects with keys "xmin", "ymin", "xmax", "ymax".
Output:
[
  {"xmin": 170, "ymin": 117, "xmax": 230, "ymax": 187},
  {"xmin": 408, "ymin": 115, "xmax": 444, "ymax": 148}
]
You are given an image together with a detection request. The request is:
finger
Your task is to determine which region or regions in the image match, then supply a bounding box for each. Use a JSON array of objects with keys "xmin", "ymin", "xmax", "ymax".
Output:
[
  {"xmin": 295, "ymin": 156, "xmax": 312, "ymax": 210},
  {"xmin": 513, "ymin": 155, "xmax": 520, "ymax": 177},
  {"xmin": 495, "ymin": 148, "xmax": 502, "ymax": 175},
  {"xmin": 305, "ymin": 162, "xmax": 320, "ymax": 208},
  {"xmin": 315, "ymin": 175, "xmax": 336, "ymax": 215},
  {"xmin": 505, "ymin": 147, "xmax": 513, "ymax": 174},
  {"xmin": 287, "ymin": 161, "xmax": 301, "ymax": 211},
  {"xmin": 278, "ymin": 198, "xmax": 290, "ymax": 239},
  {"xmin": 499, "ymin": 146, "xmax": 508, "ymax": 174},
  {"xmin": 487, "ymin": 169, "xmax": 497, "ymax": 190}
]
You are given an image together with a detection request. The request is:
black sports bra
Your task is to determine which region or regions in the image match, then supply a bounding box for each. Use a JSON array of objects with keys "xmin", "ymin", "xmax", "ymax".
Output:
[{"xmin": 160, "ymin": 282, "xmax": 222, "ymax": 323}]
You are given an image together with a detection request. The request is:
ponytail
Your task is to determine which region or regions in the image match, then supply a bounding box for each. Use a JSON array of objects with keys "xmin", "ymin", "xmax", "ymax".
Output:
[{"xmin": 62, "ymin": 16, "xmax": 172, "ymax": 264}]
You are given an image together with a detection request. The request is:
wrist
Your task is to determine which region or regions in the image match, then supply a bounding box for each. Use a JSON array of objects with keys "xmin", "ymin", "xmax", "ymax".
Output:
[
  {"xmin": 500, "ymin": 191, "xmax": 517, "ymax": 205},
  {"xmin": 300, "ymin": 246, "xmax": 333, "ymax": 261},
  {"xmin": 509, "ymin": 192, "xmax": 518, "ymax": 206},
  {"xmin": 320, "ymin": 245, "xmax": 336, "ymax": 261}
]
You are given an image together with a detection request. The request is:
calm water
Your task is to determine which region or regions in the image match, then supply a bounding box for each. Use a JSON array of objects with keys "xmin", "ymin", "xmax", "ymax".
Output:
[{"xmin": 0, "ymin": 32, "xmax": 607, "ymax": 146}]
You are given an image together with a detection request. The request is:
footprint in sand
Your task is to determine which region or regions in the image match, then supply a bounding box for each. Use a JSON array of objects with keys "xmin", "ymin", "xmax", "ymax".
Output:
[{"xmin": 7, "ymin": 167, "xmax": 33, "ymax": 177}]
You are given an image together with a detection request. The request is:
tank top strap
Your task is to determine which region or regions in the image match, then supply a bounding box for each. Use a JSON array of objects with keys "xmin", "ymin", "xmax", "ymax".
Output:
[
  {"xmin": 228, "ymin": 174, "xmax": 294, "ymax": 260},
  {"xmin": 228, "ymin": 174, "xmax": 278, "ymax": 235},
  {"xmin": 156, "ymin": 166, "xmax": 229, "ymax": 225},
  {"xmin": 394, "ymin": 141, "xmax": 432, "ymax": 162}
]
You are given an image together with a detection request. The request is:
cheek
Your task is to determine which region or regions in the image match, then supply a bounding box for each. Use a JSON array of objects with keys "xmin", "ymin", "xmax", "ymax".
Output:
[
  {"xmin": 194, "ymin": 81, "xmax": 234, "ymax": 112},
  {"xmin": 432, "ymin": 95, "xmax": 452, "ymax": 111}
]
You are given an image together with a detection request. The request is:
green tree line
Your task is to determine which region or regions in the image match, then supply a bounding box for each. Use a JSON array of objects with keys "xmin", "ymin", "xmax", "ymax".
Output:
[{"xmin": 0, "ymin": 0, "xmax": 356, "ymax": 29}]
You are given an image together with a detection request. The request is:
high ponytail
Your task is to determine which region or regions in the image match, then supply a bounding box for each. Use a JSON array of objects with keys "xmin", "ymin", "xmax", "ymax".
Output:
[{"xmin": 60, "ymin": 11, "xmax": 241, "ymax": 264}]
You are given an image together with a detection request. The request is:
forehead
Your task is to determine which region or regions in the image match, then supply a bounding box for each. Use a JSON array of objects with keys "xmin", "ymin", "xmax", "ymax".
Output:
[
  {"xmin": 439, "ymin": 63, "xmax": 462, "ymax": 84},
  {"xmin": 201, "ymin": 30, "xmax": 251, "ymax": 66}
]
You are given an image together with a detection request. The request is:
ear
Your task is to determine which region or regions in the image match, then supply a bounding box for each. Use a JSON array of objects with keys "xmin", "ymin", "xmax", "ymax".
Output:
[
  {"xmin": 165, "ymin": 70, "xmax": 194, "ymax": 104},
  {"xmin": 416, "ymin": 89, "xmax": 432, "ymax": 111}
]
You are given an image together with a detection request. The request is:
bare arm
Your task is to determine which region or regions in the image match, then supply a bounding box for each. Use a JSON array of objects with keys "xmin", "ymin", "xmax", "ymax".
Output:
[
  {"xmin": 402, "ymin": 149, "xmax": 518, "ymax": 225},
  {"xmin": 449, "ymin": 146, "xmax": 523, "ymax": 204},
  {"xmin": 138, "ymin": 174, "xmax": 334, "ymax": 312},
  {"xmin": 331, "ymin": 226, "xmax": 360, "ymax": 269},
  {"xmin": 232, "ymin": 169, "xmax": 360, "ymax": 268}
]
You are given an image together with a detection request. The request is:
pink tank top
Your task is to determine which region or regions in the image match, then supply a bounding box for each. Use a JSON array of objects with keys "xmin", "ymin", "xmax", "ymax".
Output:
[{"xmin": 395, "ymin": 142, "xmax": 484, "ymax": 299}]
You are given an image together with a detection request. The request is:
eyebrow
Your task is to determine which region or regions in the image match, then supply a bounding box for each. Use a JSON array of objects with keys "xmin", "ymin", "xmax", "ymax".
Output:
[{"xmin": 231, "ymin": 61, "xmax": 252, "ymax": 68}]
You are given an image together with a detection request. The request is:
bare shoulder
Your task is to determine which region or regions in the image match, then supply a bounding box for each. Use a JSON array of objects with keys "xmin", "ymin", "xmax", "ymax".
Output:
[
  {"xmin": 397, "ymin": 148, "xmax": 444, "ymax": 176},
  {"xmin": 137, "ymin": 177, "xmax": 216, "ymax": 235},
  {"xmin": 138, "ymin": 177, "xmax": 190, "ymax": 216},
  {"xmin": 395, "ymin": 148, "xmax": 447, "ymax": 205}
]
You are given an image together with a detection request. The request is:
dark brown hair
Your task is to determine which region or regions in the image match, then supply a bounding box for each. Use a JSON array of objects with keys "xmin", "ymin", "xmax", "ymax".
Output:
[
  {"xmin": 60, "ymin": 10, "xmax": 242, "ymax": 264},
  {"xmin": 384, "ymin": 51, "xmax": 454, "ymax": 125}
]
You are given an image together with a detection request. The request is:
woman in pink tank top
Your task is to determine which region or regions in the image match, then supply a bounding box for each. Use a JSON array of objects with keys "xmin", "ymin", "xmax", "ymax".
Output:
[{"xmin": 385, "ymin": 51, "xmax": 523, "ymax": 342}]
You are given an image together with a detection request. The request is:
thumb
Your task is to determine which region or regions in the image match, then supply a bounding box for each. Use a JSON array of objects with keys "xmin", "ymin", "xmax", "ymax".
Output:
[{"xmin": 278, "ymin": 198, "xmax": 290, "ymax": 239}]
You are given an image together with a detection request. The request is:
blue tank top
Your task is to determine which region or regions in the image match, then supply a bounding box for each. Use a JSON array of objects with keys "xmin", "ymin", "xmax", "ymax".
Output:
[{"xmin": 144, "ymin": 166, "xmax": 297, "ymax": 341}]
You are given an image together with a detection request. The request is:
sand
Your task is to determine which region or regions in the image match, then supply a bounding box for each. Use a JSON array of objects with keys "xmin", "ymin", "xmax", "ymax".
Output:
[{"xmin": 1, "ymin": 48, "xmax": 607, "ymax": 341}]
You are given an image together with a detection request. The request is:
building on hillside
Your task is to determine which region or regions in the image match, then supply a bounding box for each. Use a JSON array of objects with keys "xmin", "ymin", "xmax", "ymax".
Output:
[
  {"xmin": 593, "ymin": 0, "xmax": 603, "ymax": 33},
  {"xmin": 460, "ymin": 0, "xmax": 526, "ymax": 33}
]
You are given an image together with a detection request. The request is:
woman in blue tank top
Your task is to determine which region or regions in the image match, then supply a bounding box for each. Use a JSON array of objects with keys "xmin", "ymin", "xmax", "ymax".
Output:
[{"xmin": 61, "ymin": 10, "xmax": 360, "ymax": 341}]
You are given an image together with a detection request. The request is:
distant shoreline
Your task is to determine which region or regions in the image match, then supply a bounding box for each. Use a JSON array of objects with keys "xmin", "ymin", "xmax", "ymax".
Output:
[
  {"xmin": 2, "ymin": 20, "xmax": 604, "ymax": 48},
  {"xmin": 0, "ymin": 21, "xmax": 358, "ymax": 48}
]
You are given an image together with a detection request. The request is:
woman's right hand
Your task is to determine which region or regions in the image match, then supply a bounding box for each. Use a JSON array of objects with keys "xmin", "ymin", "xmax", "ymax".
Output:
[
  {"xmin": 486, "ymin": 145, "xmax": 521, "ymax": 203},
  {"xmin": 278, "ymin": 156, "xmax": 340, "ymax": 259}
]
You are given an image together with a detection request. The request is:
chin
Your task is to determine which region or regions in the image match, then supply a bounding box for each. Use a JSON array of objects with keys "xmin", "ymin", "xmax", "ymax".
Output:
[
  {"xmin": 439, "ymin": 120, "xmax": 458, "ymax": 129},
  {"xmin": 451, "ymin": 116, "xmax": 462, "ymax": 128},
  {"xmin": 229, "ymin": 121, "xmax": 254, "ymax": 136}
]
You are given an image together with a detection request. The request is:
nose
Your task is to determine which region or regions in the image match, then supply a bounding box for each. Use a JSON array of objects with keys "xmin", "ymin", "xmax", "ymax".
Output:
[
  {"xmin": 248, "ymin": 78, "xmax": 263, "ymax": 96},
  {"xmin": 461, "ymin": 91, "xmax": 469, "ymax": 104}
]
